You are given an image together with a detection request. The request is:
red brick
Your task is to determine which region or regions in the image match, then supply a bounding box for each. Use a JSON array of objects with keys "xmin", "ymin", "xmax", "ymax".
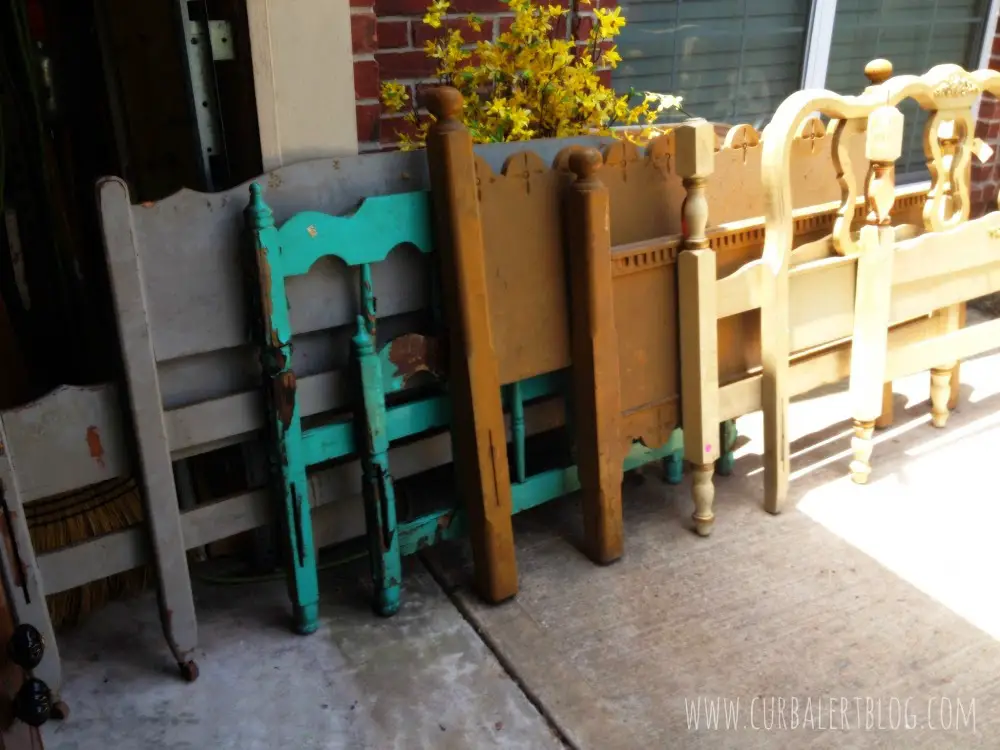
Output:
[
  {"xmin": 497, "ymin": 15, "xmax": 514, "ymax": 35},
  {"xmin": 352, "ymin": 13, "xmax": 378, "ymax": 54},
  {"xmin": 374, "ymin": 0, "xmax": 434, "ymax": 15},
  {"xmin": 380, "ymin": 113, "xmax": 432, "ymax": 144},
  {"xmin": 991, "ymin": 52, "xmax": 1000, "ymax": 70},
  {"xmin": 989, "ymin": 120, "xmax": 1000, "ymax": 140},
  {"xmin": 573, "ymin": 15, "xmax": 593, "ymax": 41},
  {"xmin": 449, "ymin": 0, "xmax": 508, "ymax": 12},
  {"xmin": 356, "ymin": 103, "xmax": 382, "ymax": 142},
  {"xmin": 355, "ymin": 59, "xmax": 380, "ymax": 99},
  {"xmin": 551, "ymin": 14, "xmax": 571, "ymax": 38},
  {"xmin": 992, "ymin": 33, "xmax": 1000, "ymax": 56},
  {"xmin": 597, "ymin": 69, "xmax": 611, "ymax": 87},
  {"xmin": 350, "ymin": 0, "xmax": 371, "ymax": 6},
  {"xmin": 377, "ymin": 50, "xmax": 439, "ymax": 78},
  {"xmin": 414, "ymin": 17, "xmax": 492, "ymax": 44},
  {"xmin": 378, "ymin": 20, "xmax": 411, "ymax": 48},
  {"xmin": 979, "ymin": 97, "xmax": 998, "ymax": 122}
]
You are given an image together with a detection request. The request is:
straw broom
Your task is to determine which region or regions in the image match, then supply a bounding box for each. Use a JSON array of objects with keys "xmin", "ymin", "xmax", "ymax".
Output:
[{"xmin": 25, "ymin": 476, "xmax": 150, "ymax": 630}]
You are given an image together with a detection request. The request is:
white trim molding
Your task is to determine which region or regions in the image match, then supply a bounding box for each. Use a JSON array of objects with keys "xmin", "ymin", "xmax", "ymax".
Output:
[
  {"xmin": 801, "ymin": 0, "xmax": 839, "ymax": 90},
  {"xmin": 246, "ymin": 0, "xmax": 359, "ymax": 170},
  {"xmin": 973, "ymin": 0, "xmax": 1000, "ymax": 123}
]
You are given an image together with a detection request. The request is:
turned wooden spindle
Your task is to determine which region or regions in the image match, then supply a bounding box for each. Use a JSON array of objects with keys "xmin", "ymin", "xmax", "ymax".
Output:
[
  {"xmin": 676, "ymin": 118, "xmax": 718, "ymax": 536},
  {"xmin": 930, "ymin": 367, "xmax": 952, "ymax": 427},
  {"xmin": 425, "ymin": 86, "xmax": 518, "ymax": 602},
  {"xmin": 928, "ymin": 117, "xmax": 966, "ymax": 415},
  {"xmin": 566, "ymin": 149, "xmax": 624, "ymax": 564},
  {"xmin": 848, "ymin": 101, "xmax": 904, "ymax": 485},
  {"xmin": 849, "ymin": 420, "xmax": 876, "ymax": 484}
]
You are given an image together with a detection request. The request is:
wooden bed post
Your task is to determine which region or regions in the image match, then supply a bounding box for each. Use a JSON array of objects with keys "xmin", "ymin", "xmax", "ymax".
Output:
[
  {"xmin": 848, "ymin": 103, "xmax": 904, "ymax": 484},
  {"xmin": 566, "ymin": 149, "xmax": 624, "ymax": 563},
  {"xmin": 245, "ymin": 186, "xmax": 321, "ymax": 632},
  {"xmin": 98, "ymin": 177, "xmax": 199, "ymax": 680},
  {"xmin": 425, "ymin": 88, "xmax": 518, "ymax": 603},
  {"xmin": 676, "ymin": 119, "xmax": 719, "ymax": 536}
]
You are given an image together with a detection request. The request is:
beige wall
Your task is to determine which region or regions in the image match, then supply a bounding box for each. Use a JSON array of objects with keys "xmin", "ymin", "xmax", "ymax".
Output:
[{"xmin": 247, "ymin": 0, "xmax": 358, "ymax": 170}]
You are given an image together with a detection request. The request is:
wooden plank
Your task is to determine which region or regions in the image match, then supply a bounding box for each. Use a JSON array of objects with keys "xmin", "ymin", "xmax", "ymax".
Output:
[
  {"xmin": 246, "ymin": 187, "xmax": 320, "ymax": 633},
  {"xmin": 98, "ymin": 176, "xmax": 197, "ymax": 672},
  {"xmin": 426, "ymin": 90, "xmax": 517, "ymax": 604},
  {"xmin": 0, "ymin": 413, "xmax": 63, "ymax": 700},
  {"xmin": 892, "ymin": 210, "xmax": 1000, "ymax": 286},
  {"xmin": 3, "ymin": 385, "xmax": 129, "ymax": 503},
  {"xmin": 886, "ymin": 317, "xmax": 1000, "ymax": 381},
  {"xmin": 566, "ymin": 150, "xmax": 624, "ymax": 563},
  {"xmin": 717, "ymin": 313, "xmax": 946, "ymax": 422},
  {"xmin": 716, "ymin": 261, "xmax": 764, "ymax": 319},
  {"xmin": 787, "ymin": 255, "xmax": 858, "ymax": 354},
  {"xmin": 676, "ymin": 118, "xmax": 718, "ymax": 536},
  {"xmin": 890, "ymin": 259, "xmax": 1000, "ymax": 324},
  {"xmin": 0, "ymin": 521, "xmax": 45, "ymax": 748}
]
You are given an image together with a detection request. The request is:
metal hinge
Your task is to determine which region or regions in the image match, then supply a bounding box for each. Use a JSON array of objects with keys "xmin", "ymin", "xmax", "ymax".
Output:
[{"xmin": 207, "ymin": 20, "xmax": 235, "ymax": 61}]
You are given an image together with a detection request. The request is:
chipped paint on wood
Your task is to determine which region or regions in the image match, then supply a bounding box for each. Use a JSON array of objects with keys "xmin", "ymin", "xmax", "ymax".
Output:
[
  {"xmin": 353, "ymin": 316, "xmax": 401, "ymax": 615},
  {"xmin": 245, "ymin": 183, "xmax": 320, "ymax": 635},
  {"xmin": 379, "ymin": 334, "xmax": 445, "ymax": 394},
  {"xmin": 85, "ymin": 426, "xmax": 105, "ymax": 468}
]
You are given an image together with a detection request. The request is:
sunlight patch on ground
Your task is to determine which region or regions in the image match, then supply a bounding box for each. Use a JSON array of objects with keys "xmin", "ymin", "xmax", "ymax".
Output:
[
  {"xmin": 796, "ymin": 423, "xmax": 1000, "ymax": 641},
  {"xmin": 735, "ymin": 348, "xmax": 1000, "ymax": 640}
]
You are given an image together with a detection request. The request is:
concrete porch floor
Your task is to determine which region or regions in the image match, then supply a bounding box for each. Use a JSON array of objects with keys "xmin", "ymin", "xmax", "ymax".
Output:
[
  {"xmin": 42, "ymin": 557, "xmax": 563, "ymax": 750},
  {"xmin": 43, "ymin": 327, "xmax": 1000, "ymax": 750}
]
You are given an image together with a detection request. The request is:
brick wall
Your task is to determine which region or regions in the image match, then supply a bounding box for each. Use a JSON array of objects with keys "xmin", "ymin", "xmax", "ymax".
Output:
[
  {"xmin": 350, "ymin": 0, "xmax": 612, "ymax": 151},
  {"xmin": 973, "ymin": 16, "xmax": 1000, "ymax": 218}
]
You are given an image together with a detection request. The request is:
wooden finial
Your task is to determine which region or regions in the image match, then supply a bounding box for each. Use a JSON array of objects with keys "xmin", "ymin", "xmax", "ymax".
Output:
[
  {"xmin": 568, "ymin": 148, "xmax": 603, "ymax": 181},
  {"xmin": 246, "ymin": 183, "xmax": 274, "ymax": 230},
  {"xmin": 424, "ymin": 86, "xmax": 464, "ymax": 122},
  {"xmin": 675, "ymin": 118, "xmax": 715, "ymax": 181},
  {"xmin": 865, "ymin": 59, "xmax": 893, "ymax": 86}
]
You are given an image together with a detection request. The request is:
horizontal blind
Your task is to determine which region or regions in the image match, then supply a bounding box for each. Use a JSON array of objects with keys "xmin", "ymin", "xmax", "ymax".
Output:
[
  {"xmin": 826, "ymin": 0, "xmax": 988, "ymax": 178},
  {"xmin": 612, "ymin": 0, "xmax": 812, "ymax": 129}
]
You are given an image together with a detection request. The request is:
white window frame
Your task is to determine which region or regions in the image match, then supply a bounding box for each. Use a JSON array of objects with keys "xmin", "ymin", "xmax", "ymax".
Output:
[
  {"xmin": 795, "ymin": 0, "xmax": 998, "ymax": 183},
  {"xmin": 799, "ymin": 0, "xmax": 999, "ymax": 94}
]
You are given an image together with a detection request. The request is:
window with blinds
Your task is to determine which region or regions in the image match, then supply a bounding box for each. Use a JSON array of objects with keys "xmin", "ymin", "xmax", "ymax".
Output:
[
  {"xmin": 612, "ymin": 0, "xmax": 812, "ymax": 130},
  {"xmin": 826, "ymin": 0, "xmax": 989, "ymax": 178}
]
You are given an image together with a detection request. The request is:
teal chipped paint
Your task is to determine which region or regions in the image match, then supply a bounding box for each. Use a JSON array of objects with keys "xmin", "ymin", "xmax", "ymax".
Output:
[
  {"xmin": 663, "ymin": 450, "xmax": 684, "ymax": 485},
  {"xmin": 276, "ymin": 192, "xmax": 433, "ymax": 277},
  {"xmin": 353, "ymin": 315, "xmax": 401, "ymax": 616},
  {"xmin": 378, "ymin": 341, "xmax": 407, "ymax": 394},
  {"xmin": 508, "ymin": 382, "xmax": 526, "ymax": 483},
  {"xmin": 245, "ymin": 183, "xmax": 320, "ymax": 635},
  {"xmin": 396, "ymin": 428, "xmax": 685, "ymax": 555},
  {"xmin": 716, "ymin": 420, "xmax": 738, "ymax": 477}
]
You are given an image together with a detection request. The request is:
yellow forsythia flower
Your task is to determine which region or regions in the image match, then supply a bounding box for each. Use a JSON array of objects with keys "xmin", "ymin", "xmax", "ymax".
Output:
[{"xmin": 381, "ymin": 0, "xmax": 685, "ymax": 148}]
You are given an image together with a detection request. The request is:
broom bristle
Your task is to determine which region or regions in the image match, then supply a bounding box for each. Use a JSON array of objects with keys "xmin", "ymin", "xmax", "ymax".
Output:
[{"xmin": 26, "ymin": 476, "xmax": 150, "ymax": 630}]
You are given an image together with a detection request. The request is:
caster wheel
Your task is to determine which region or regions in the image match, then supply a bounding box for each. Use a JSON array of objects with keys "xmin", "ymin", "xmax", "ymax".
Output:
[
  {"xmin": 51, "ymin": 701, "xmax": 70, "ymax": 721},
  {"xmin": 13, "ymin": 678, "xmax": 52, "ymax": 727},
  {"xmin": 179, "ymin": 660, "xmax": 199, "ymax": 682},
  {"xmin": 8, "ymin": 624, "xmax": 45, "ymax": 671}
]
